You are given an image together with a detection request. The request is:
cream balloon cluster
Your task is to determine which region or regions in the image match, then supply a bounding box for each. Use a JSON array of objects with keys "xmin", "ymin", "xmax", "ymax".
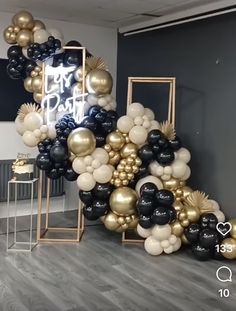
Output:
[
  {"xmin": 137, "ymin": 224, "xmax": 181, "ymax": 256},
  {"xmin": 72, "ymin": 148, "xmax": 114, "ymax": 191},
  {"xmin": 149, "ymin": 147, "xmax": 191, "ymax": 181},
  {"xmin": 208, "ymin": 199, "xmax": 225, "ymax": 222},
  {"xmin": 117, "ymin": 103, "xmax": 160, "ymax": 146},
  {"xmin": 15, "ymin": 103, "xmax": 56, "ymax": 147},
  {"xmin": 87, "ymin": 94, "xmax": 117, "ymax": 111}
]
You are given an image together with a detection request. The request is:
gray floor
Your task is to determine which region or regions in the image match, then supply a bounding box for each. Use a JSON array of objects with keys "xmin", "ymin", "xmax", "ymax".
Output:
[{"xmin": 0, "ymin": 213, "xmax": 236, "ymax": 311}]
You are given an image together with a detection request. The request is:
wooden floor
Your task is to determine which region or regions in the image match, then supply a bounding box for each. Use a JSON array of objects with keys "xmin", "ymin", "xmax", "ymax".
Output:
[{"xmin": 0, "ymin": 221, "xmax": 235, "ymax": 311}]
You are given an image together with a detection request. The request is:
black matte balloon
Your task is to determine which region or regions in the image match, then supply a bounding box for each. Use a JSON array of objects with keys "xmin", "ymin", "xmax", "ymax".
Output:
[
  {"xmin": 169, "ymin": 136, "xmax": 182, "ymax": 151},
  {"xmin": 83, "ymin": 205, "xmax": 99, "ymax": 220},
  {"xmin": 199, "ymin": 228, "xmax": 219, "ymax": 249},
  {"xmin": 79, "ymin": 190, "xmax": 93, "ymax": 205},
  {"xmin": 88, "ymin": 105, "xmax": 101, "ymax": 118},
  {"xmin": 46, "ymin": 168, "xmax": 61, "ymax": 179},
  {"xmin": 147, "ymin": 130, "xmax": 164, "ymax": 146},
  {"xmin": 64, "ymin": 51, "xmax": 82, "ymax": 67},
  {"xmin": 136, "ymin": 164, "xmax": 149, "ymax": 178},
  {"xmin": 7, "ymin": 45, "xmax": 22, "ymax": 59},
  {"xmin": 137, "ymin": 196, "xmax": 154, "ymax": 216},
  {"xmin": 168, "ymin": 206, "xmax": 177, "ymax": 223},
  {"xmin": 138, "ymin": 145, "xmax": 154, "ymax": 163},
  {"xmin": 24, "ymin": 60, "xmax": 37, "ymax": 76},
  {"xmin": 156, "ymin": 149, "xmax": 175, "ymax": 166},
  {"xmin": 192, "ymin": 244, "xmax": 212, "ymax": 261},
  {"xmin": 139, "ymin": 215, "xmax": 153, "ymax": 229},
  {"xmin": 66, "ymin": 40, "xmax": 82, "ymax": 47},
  {"xmin": 156, "ymin": 189, "xmax": 174, "ymax": 206},
  {"xmin": 36, "ymin": 153, "xmax": 52, "ymax": 171},
  {"xmin": 151, "ymin": 206, "xmax": 171, "ymax": 225},
  {"xmin": 37, "ymin": 142, "xmax": 45, "ymax": 153},
  {"xmin": 42, "ymin": 138, "xmax": 52, "ymax": 146},
  {"xmin": 92, "ymin": 183, "xmax": 113, "ymax": 200},
  {"xmin": 101, "ymin": 117, "xmax": 116, "ymax": 133},
  {"xmin": 200, "ymin": 213, "xmax": 218, "ymax": 230},
  {"xmin": 95, "ymin": 111, "xmax": 107, "ymax": 123},
  {"xmin": 92, "ymin": 200, "xmax": 109, "ymax": 217},
  {"xmin": 185, "ymin": 223, "xmax": 201, "ymax": 244},
  {"xmin": 152, "ymin": 144, "xmax": 161, "ymax": 155},
  {"xmin": 80, "ymin": 116, "xmax": 97, "ymax": 131},
  {"xmin": 107, "ymin": 110, "xmax": 118, "ymax": 120},
  {"xmin": 140, "ymin": 182, "xmax": 158, "ymax": 197},
  {"xmin": 50, "ymin": 144, "xmax": 68, "ymax": 162},
  {"xmin": 95, "ymin": 132, "xmax": 106, "ymax": 147},
  {"xmin": 64, "ymin": 166, "xmax": 78, "ymax": 181}
]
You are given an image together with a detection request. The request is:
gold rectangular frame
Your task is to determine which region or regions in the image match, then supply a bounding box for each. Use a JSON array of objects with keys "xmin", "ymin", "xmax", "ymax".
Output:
[
  {"xmin": 37, "ymin": 46, "xmax": 86, "ymax": 243},
  {"xmin": 122, "ymin": 76, "xmax": 176, "ymax": 244}
]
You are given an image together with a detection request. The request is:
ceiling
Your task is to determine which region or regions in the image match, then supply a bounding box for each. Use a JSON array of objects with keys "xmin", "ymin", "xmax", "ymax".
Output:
[{"xmin": 0, "ymin": 0, "xmax": 230, "ymax": 28}]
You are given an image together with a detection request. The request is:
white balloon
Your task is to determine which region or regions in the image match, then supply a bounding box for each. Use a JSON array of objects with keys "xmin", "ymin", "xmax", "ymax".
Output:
[
  {"xmin": 151, "ymin": 224, "xmax": 171, "ymax": 241},
  {"xmin": 171, "ymin": 159, "xmax": 187, "ymax": 178},
  {"xmin": 48, "ymin": 28, "xmax": 64, "ymax": 40},
  {"xmin": 160, "ymin": 240, "xmax": 170, "ymax": 248},
  {"xmin": 15, "ymin": 116, "xmax": 26, "ymax": 135},
  {"xmin": 129, "ymin": 126, "xmax": 147, "ymax": 145},
  {"xmin": 208, "ymin": 199, "xmax": 220, "ymax": 211},
  {"xmin": 163, "ymin": 245, "xmax": 174, "ymax": 254},
  {"xmin": 137, "ymin": 224, "xmax": 152, "ymax": 238},
  {"xmin": 93, "ymin": 165, "xmax": 113, "ymax": 183},
  {"xmin": 92, "ymin": 148, "xmax": 109, "ymax": 164},
  {"xmin": 77, "ymin": 173, "xmax": 96, "ymax": 191},
  {"xmin": 47, "ymin": 124, "xmax": 57, "ymax": 139},
  {"xmin": 144, "ymin": 108, "xmax": 155, "ymax": 121},
  {"xmin": 33, "ymin": 129, "xmax": 41, "ymax": 138},
  {"xmin": 24, "ymin": 112, "xmax": 43, "ymax": 131},
  {"xmin": 180, "ymin": 165, "xmax": 191, "ymax": 181},
  {"xmin": 213, "ymin": 210, "xmax": 225, "ymax": 222},
  {"xmin": 127, "ymin": 102, "xmax": 145, "ymax": 118},
  {"xmin": 149, "ymin": 161, "xmax": 164, "ymax": 177},
  {"xmin": 72, "ymin": 157, "xmax": 86, "ymax": 174},
  {"xmin": 149, "ymin": 120, "xmax": 160, "ymax": 131},
  {"xmin": 143, "ymin": 120, "xmax": 151, "ymax": 129},
  {"xmin": 134, "ymin": 116, "xmax": 143, "ymax": 126},
  {"xmin": 92, "ymin": 159, "xmax": 101, "ymax": 169},
  {"xmin": 41, "ymin": 133, "xmax": 47, "ymax": 140},
  {"xmin": 22, "ymin": 131, "xmax": 38, "ymax": 147},
  {"xmin": 161, "ymin": 174, "xmax": 171, "ymax": 181},
  {"xmin": 86, "ymin": 166, "xmax": 94, "ymax": 173},
  {"xmin": 84, "ymin": 155, "xmax": 93, "ymax": 166},
  {"xmin": 136, "ymin": 176, "xmax": 163, "ymax": 195},
  {"xmin": 144, "ymin": 236, "xmax": 163, "ymax": 256},
  {"xmin": 172, "ymin": 238, "xmax": 181, "ymax": 252},
  {"xmin": 87, "ymin": 94, "xmax": 98, "ymax": 106},
  {"xmin": 169, "ymin": 234, "xmax": 177, "ymax": 245},
  {"xmin": 163, "ymin": 166, "xmax": 172, "ymax": 175},
  {"xmin": 98, "ymin": 97, "xmax": 107, "ymax": 107},
  {"xmin": 177, "ymin": 147, "xmax": 191, "ymax": 163},
  {"xmin": 117, "ymin": 116, "xmax": 134, "ymax": 134},
  {"xmin": 40, "ymin": 124, "xmax": 48, "ymax": 133},
  {"xmin": 34, "ymin": 29, "xmax": 51, "ymax": 43}
]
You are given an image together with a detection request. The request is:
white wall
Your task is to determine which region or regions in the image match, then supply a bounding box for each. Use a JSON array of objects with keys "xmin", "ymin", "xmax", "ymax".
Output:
[{"xmin": 0, "ymin": 11, "xmax": 117, "ymax": 160}]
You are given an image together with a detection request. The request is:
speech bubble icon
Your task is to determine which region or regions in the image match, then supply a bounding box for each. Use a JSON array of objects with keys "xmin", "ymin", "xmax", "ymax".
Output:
[{"xmin": 216, "ymin": 266, "xmax": 232, "ymax": 282}]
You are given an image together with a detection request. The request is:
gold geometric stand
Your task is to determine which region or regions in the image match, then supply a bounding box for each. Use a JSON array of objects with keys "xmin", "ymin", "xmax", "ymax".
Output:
[
  {"xmin": 122, "ymin": 230, "xmax": 144, "ymax": 244},
  {"xmin": 37, "ymin": 171, "xmax": 84, "ymax": 243}
]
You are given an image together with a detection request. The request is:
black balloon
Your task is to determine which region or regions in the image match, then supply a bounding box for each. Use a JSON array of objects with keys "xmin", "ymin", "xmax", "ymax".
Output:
[
  {"xmin": 138, "ymin": 145, "xmax": 154, "ymax": 163},
  {"xmin": 46, "ymin": 168, "xmax": 61, "ymax": 179},
  {"xmin": 36, "ymin": 153, "xmax": 52, "ymax": 170},
  {"xmin": 151, "ymin": 206, "xmax": 171, "ymax": 225},
  {"xmin": 140, "ymin": 182, "xmax": 158, "ymax": 197},
  {"xmin": 95, "ymin": 132, "xmax": 106, "ymax": 147},
  {"xmin": 199, "ymin": 228, "xmax": 219, "ymax": 249},
  {"xmin": 88, "ymin": 105, "xmax": 101, "ymax": 118},
  {"xmin": 92, "ymin": 200, "xmax": 109, "ymax": 217},
  {"xmin": 80, "ymin": 116, "xmax": 97, "ymax": 131},
  {"xmin": 64, "ymin": 166, "xmax": 78, "ymax": 181},
  {"xmin": 156, "ymin": 189, "xmax": 174, "ymax": 206},
  {"xmin": 168, "ymin": 206, "xmax": 177, "ymax": 223},
  {"xmin": 107, "ymin": 110, "xmax": 118, "ymax": 120},
  {"xmin": 185, "ymin": 223, "xmax": 201, "ymax": 243},
  {"xmin": 200, "ymin": 213, "xmax": 218, "ymax": 230},
  {"xmin": 192, "ymin": 244, "xmax": 212, "ymax": 261},
  {"xmin": 139, "ymin": 215, "xmax": 153, "ymax": 229},
  {"xmin": 37, "ymin": 142, "xmax": 45, "ymax": 153},
  {"xmin": 64, "ymin": 50, "xmax": 82, "ymax": 67},
  {"xmin": 24, "ymin": 60, "xmax": 37, "ymax": 76},
  {"xmin": 7, "ymin": 45, "xmax": 22, "ymax": 58},
  {"xmin": 83, "ymin": 205, "xmax": 99, "ymax": 220},
  {"xmin": 79, "ymin": 190, "xmax": 93, "ymax": 205},
  {"xmin": 92, "ymin": 183, "xmax": 113, "ymax": 200},
  {"xmin": 169, "ymin": 136, "xmax": 182, "ymax": 151},
  {"xmin": 66, "ymin": 40, "xmax": 82, "ymax": 47},
  {"xmin": 50, "ymin": 144, "xmax": 68, "ymax": 162},
  {"xmin": 136, "ymin": 164, "xmax": 149, "ymax": 178},
  {"xmin": 101, "ymin": 117, "xmax": 116, "ymax": 133},
  {"xmin": 147, "ymin": 130, "xmax": 164, "ymax": 145},
  {"xmin": 137, "ymin": 196, "xmax": 154, "ymax": 216},
  {"xmin": 156, "ymin": 149, "xmax": 175, "ymax": 166}
]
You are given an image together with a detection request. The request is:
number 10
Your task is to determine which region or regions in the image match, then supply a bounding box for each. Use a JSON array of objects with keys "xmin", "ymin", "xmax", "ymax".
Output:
[{"xmin": 219, "ymin": 289, "xmax": 230, "ymax": 297}]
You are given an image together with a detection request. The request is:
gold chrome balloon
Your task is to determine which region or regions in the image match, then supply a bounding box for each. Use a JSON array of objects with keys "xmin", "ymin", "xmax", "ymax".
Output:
[
  {"xmin": 33, "ymin": 92, "xmax": 42, "ymax": 104},
  {"xmin": 128, "ymin": 216, "xmax": 138, "ymax": 229},
  {"xmin": 86, "ymin": 69, "xmax": 113, "ymax": 95},
  {"xmin": 182, "ymin": 186, "xmax": 193, "ymax": 199},
  {"xmin": 109, "ymin": 187, "xmax": 137, "ymax": 216},
  {"xmin": 12, "ymin": 11, "xmax": 34, "ymax": 29},
  {"xmin": 16, "ymin": 29, "xmax": 33, "ymax": 47},
  {"xmin": 24, "ymin": 77, "xmax": 33, "ymax": 93},
  {"xmin": 229, "ymin": 219, "xmax": 236, "ymax": 239},
  {"xmin": 171, "ymin": 221, "xmax": 184, "ymax": 237},
  {"xmin": 181, "ymin": 233, "xmax": 190, "ymax": 245},
  {"xmin": 221, "ymin": 238, "xmax": 236, "ymax": 259},
  {"xmin": 185, "ymin": 206, "xmax": 200, "ymax": 222},
  {"xmin": 3, "ymin": 26, "xmax": 17, "ymax": 44},
  {"xmin": 106, "ymin": 131, "xmax": 125, "ymax": 151},
  {"xmin": 32, "ymin": 20, "xmax": 46, "ymax": 32},
  {"xmin": 102, "ymin": 212, "xmax": 120, "ymax": 231},
  {"xmin": 67, "ymin": 128, "xmax": 96, "ymax": 157},
  {"xmin": 120, "ymin": 143, "xmax": 138, "ymax": 158},
  {"xmin": 31, "ymin": 76, "xmax": 42, "ymax": 92},
  {"xmin": 163, "ymin": 178, "xmax": 181, "ymax": 191}
]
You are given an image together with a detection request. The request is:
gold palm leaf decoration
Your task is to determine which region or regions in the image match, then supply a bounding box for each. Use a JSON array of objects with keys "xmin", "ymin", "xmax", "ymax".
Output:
[
  {"xmin": 86, "ymin": 56, "xmax": 107, "ymax": 71},
  {"xmin": 183, "ymin": 190, "xmax": 214, "ymax": 213},
  {"xmin": 160, "ymin": 121, "xmax": 176, "ymax": 140},
  {"xmin": 17, "ymin": 103, "xmax": 41, "ymax": 121}
]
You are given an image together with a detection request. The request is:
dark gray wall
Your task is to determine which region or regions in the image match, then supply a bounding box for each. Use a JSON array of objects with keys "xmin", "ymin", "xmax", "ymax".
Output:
[{"xmin": 117, "ymin": 13, "xmax": 236, "ymax": 218}]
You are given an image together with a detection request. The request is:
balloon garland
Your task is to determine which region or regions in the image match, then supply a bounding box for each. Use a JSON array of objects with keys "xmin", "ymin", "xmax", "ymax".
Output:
[{"xmin": 4, "ymin": 10, "xmax": 235, "ymax": 261}]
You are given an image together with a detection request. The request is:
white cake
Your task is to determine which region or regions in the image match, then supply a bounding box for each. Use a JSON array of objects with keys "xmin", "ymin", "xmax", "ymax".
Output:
[{"xmin": 12, "ymin": 159, "xmax": 34, "ymax": 181}]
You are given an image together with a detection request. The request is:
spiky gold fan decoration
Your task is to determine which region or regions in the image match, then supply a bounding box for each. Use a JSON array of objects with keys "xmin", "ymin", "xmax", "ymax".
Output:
[
  {"xmin": 160, "ymin": 121, "xmax": 176, "ymax": 140},
  {"xmin": 17, "ymin": 103, "xmax": 41, "ymax": 121},
  {"xmin": 183, "ymin": 190, "xmax": 214, "ymax": 213},
  {"xmin": 86, "ymin": 56, "xmax": 107, "ymax": 71}
]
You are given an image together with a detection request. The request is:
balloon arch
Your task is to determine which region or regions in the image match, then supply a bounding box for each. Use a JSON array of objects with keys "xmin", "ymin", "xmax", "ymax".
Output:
[{"xmin": 3, "ymin": 10, "xmax": 236, "ymax": 260}]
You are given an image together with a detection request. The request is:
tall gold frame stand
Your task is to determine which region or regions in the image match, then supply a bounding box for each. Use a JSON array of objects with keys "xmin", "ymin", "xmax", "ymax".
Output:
[
  {"xmin": 37, "ymin": 46, "xmax": 86, "ymax": 243},
  {"xmin": 37, "ymin": 171, "xmax": 84, "ymax": 243},
  {"xmin": 122, "ymin": 76, "xmax": 176, "ymax": 244}
]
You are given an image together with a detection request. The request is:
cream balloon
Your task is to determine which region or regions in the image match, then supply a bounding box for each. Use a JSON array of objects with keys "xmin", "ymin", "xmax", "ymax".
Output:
[
  {"xmin": 72, "ymin": 157, "xmax": 87, "ymax": 174},
  {"xmin": 117, "ymin": 116, "xmax": 134, "ymax": 134},
  {"xmin": 22, "ymin": 131, "xmax": 38, "ymax": 147},
  {"xmin": 177, "ymin": 147, "xmax": 191, "ymax": 163},
  {"xmin": 136, "ymin": 176, "xmax": 163, "ymax": 196},
  {"xmin": 92, "ymin": 148, "xmax": 109, "ymax": 164},
  {"xmin": 151, "ymin": 224, "xmax": 171, "ymax": 241},
  {"xmin": 163, "ymin": 245, "xmax": 174, "ymax": 254},
  {"xmin": 172, "ymin": 238, "xmax": 181, "ymax": 251},
  {"xmin": 34, "ymin": 29, "xmax": 51, "ymax": 44},
  {"xmin": 129, "ymin": 126, "xmax": 147, "ymax": 145},
  {"xmin": 144, "ymin": 236, "xmax": 163, "ymax": 256},
  {"xmin": 213, "ymin": 210, "xmax": 225, "ymax": 222},
  {"xmin": 23, "ymin": 112, "xmax": 43, "ymax": 131},
  {"xmin": 33, "ymin": 129, "xmax": 41, "ymax": 138},
  {"xmin": 77, "ymin": 173, "xmax": 96, "ymax": 191},
  {"xmin": 15, "ymin": 116, "xmax": 26, "ymax": 135},
  {"xmin": 180, "ymin": 165, "xmax": 191, "ymax": 181},
  {"xmin": 137, "ymin": 224, "xmax": 152, "ymax": 238},
  {"xmin": 144, "ymin": 108, "xmax": 155, "ymax": 120},
  {"xmin": 47, "ymin": 124, "xmax": 57, "ymax": 139},
  {"xmin": 40, "ymin": 125, "xmax": 48, "ymax": 133},
  {"xmin": 127, "ymin": 103, "xmax": 145, "ymax": 118},
  {"xmin": 169, "ymin": 235, "xmax": 178, "ymax": 245},
  {"xmin": 149, "ymin": 120, "xmax": 160, "ymax": 131},
  {"xmin": 93, "ymin": 165, "xmax": 113, "ymax": 183},
  {"xmin": 160, "ymin": 240, "xmax": 170, "ymax": 249},
  {"xmin": 171, "ymin": 159, "xmax": 187, "ymax": 179},
  {"xmin": 48, "ymin": 28, "xmax": 64, "ymax": 40},
  {"xmin": 208, "ymin": 199, "xmax": 220, "ymax": 211}
]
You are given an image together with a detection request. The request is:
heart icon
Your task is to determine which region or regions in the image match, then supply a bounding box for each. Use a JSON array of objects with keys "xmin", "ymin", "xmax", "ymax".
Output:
[{"xmin": 216, "ymin": 222, "xmax": 232, "ymax": 236}]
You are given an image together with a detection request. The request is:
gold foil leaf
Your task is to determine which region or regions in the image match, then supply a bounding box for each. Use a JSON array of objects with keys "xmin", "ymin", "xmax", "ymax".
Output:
[
  {"xmin": 160, "ymin": 121, "xmax": 176, "ymax": 140},
  {"xmin": 184, "ymin": 190, "xmax": 213, "ymax": 212},
  {"xmin": 17, "ymin": 103, "xmax": 41, "ymax": 121},
  {"xmin": 86, "ymin": 56, "xmax": 107, "ymax": 71}
]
